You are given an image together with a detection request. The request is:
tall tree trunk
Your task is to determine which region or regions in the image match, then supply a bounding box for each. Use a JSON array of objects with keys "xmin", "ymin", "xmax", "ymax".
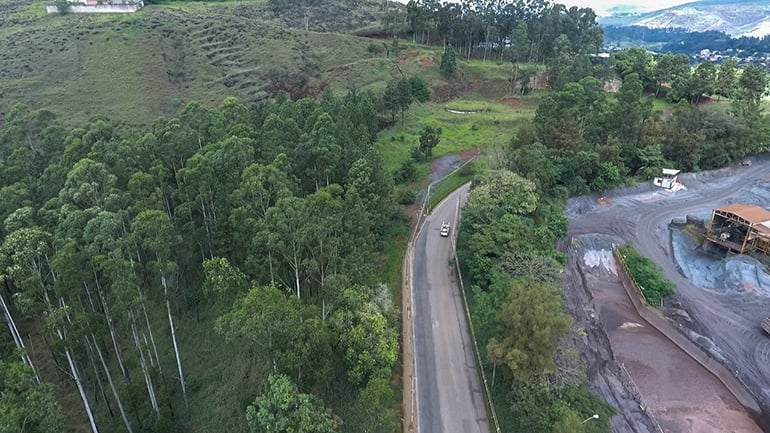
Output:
[
  {"xmin": 141, "ymin": 302, "xmax": 162, "ymax": 376},
  {"xmin": 0, "ymin": 291, "xmax": 38, "ymax": 381},
  {"xmin": 53, "ymin": 296, "xmax": 98, "ymax": 432},
  {"xmin": 61, "ymin": 330, "xmax": 100, "ymax": 433},
  {"xmin": 94, "ymin": 275, "xmax": 129, "ymax": 381},
  {"xmin": 268, "ymin": 249, "xmax": 275, "ymax": 285},
  {"xmin": 92, "ymin": 335, "xmax": 134, "ymax": 433},
  {"xmin": 130, "ymin": 310, "xmax": 159, "ymax": 416},
  {"xmin": 85, "ymin": 337, "xmax": 114, "ymax": 417},
  {"xmin": 162, "ymin": 276, "xmax": 188, "ymax": 409}
]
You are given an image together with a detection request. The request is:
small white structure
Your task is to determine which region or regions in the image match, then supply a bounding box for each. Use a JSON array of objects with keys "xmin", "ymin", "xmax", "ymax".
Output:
[
  {"xmin": 653, "ymin": 168, "xmax": 680, "ymax": 189},
  {"xmin": 47, "ymin": 0, "xmax": 143, "ymax": 13}
]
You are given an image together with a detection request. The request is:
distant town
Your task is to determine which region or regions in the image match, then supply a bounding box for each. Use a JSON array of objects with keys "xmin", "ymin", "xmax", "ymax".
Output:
[{"xmin": 603, "ymin": 26, "xmax": 770, "ymax": 66}]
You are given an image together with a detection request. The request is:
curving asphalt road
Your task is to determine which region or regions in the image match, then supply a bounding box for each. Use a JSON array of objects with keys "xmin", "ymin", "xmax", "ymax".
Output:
[
  {"xmin": 569, "ymin": 158, "xmax": 770, "ymax": 425},
  {"xmin": 411, "ymin": 183, "xmax": 489, "ymax": 433}
]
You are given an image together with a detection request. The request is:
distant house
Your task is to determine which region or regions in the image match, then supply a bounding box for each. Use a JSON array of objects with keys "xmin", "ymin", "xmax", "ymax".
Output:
[{"xmin": 47, "ymin": 0, "xmax": 143, "ymax": 13}]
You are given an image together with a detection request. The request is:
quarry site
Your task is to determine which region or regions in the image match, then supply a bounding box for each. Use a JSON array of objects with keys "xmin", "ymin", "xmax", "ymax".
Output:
[{"xmin": 561, "ymin": 156, "xmax": 770, "ymax": 433}]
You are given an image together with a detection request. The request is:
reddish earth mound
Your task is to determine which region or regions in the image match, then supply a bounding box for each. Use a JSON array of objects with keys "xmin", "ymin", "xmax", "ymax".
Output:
[
  {"xmin": 501, "ymin": 97, "xmax": 524, "ymax": 107},
  {"xmin": 420, "ymin": 59, "xmax": 433, "ymax": 66}
]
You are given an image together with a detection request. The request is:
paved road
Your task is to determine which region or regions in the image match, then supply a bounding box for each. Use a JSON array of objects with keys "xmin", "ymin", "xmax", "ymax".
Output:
[
  {"xmin": 411, "ymin": 183, "xmax": 489, "ymax": 433},
  {"xmin": 569, "ymin": 159, "xmax": 770, "ymax": 425}
]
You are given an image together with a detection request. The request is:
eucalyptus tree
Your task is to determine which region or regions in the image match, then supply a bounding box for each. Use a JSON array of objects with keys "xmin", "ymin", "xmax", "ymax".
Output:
[
  {"xmin": 258, "ymin": 113, "xmax": 302, "ymax": 166},
  {"xmin": 0, "ymin": 356, "xmax": 65, "ymax": 433},
  {"xmin": 0, "ymin": 228, "xmax": 99, "ymax": 433},
  {"xmin": 215, "ymin": 283, "xmax": 311, "ymax": 377},
  {"xmin": 736, "ymin": 64, "xmax": 769, "ymax": 105},
  {"xmin": 130, "ymin": 209, "xmax": 188, "ymax": 408},
  {"xmin": 229, "ymin": 154, "xmax": 294, "ymax": 282},
  {"xmin": 689, "ymin": 61, "xmax": 717, "ymax": 104},
  {"xmin": 59, "ymin": 158, "xmax": 119, "ymax": 211},
  {"xmin": 303, "ymin": 185, "xmax": 345, "ymax": 308},
  {"xmin": 265, "ymin": 197, "xmax": 308, "ymax": 299},
  {"xmin": 613, "ymin": 72, "xmax": 653, "ymax": 148},
  {"xmin": 613, "ymin": 48, "xmax": 654, "ymax": 89},
  {"xmin": 297, "ymin": 112, "xmax": 342, "ymax": 192},
  {"xmin": 653, "ymin": 53, "xmax": 691, "ymax": 98},
  {"xmin": 175, "ymin": 136, "xmax": 253, "ymax": 260}
]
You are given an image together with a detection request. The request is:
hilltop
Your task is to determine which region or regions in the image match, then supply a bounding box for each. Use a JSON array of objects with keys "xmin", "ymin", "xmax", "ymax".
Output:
[{"xmin": 600, "ymin": 0, "xmax": 770, "ymax": 38}]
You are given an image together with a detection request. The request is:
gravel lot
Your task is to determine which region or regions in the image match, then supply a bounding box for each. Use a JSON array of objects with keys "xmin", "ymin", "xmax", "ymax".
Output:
[{"xmin": 563, "ymin": 156, "xmax": 770, "ymax": 433}]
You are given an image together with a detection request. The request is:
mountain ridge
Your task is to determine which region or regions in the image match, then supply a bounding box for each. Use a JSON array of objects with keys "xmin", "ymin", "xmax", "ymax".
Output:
[{"xmin": 599, "ymin": 0, "xmax": 770, "ymax": 38}]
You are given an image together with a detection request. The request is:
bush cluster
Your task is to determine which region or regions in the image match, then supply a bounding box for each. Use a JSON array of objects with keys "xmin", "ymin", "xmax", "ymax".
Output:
[{"xmin": 618, "ymin": 243, "xmax": 676, "ymax": 306}]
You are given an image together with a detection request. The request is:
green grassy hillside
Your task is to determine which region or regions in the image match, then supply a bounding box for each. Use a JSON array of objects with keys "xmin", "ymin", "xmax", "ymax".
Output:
[
  {"xmin": 0, "ymin": 0, "xmax": 539, "ymax": 128},
  {"xmin": 0, "ymin": 0, "xmax": 388, "ymax": 125}
]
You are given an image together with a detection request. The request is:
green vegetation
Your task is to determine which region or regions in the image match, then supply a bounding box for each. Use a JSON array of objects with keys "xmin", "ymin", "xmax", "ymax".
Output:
[
  {"xmin": 682, "ymin": 224, "xmax": 707, "ymax": 245},
  {"xmin": 440, "ymin": 43, "xmax": 457, "ymax": 76},
  {"xmin": 377, "ymin": 98, "xmax": 537, "ymax": 173},
  {"xmin": 1, "ymin": 0, "xmax": 769, "ymax": 432},
  {"xmin": 617, "ymin": 243, "xmax": 676, "ymax": 306},
  {"xmin": 0, "ymin": 92, "xmax": 401, "ymax": 433},
  {"xmin": 458, "ymin": 169, "xmax": 614, "ymax": 433},
  {"xmin": 429, "ymin": 160, "xmax": 477, "ymax": 210}
]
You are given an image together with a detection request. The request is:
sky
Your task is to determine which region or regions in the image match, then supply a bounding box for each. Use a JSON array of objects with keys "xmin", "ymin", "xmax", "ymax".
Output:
[{"xmin": 557, "ymin": 0, "xmax": 694, "ymax": 16}]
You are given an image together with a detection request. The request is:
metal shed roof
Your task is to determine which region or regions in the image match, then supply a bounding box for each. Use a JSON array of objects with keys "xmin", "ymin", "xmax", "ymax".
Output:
[{"xmin": 716, "ymin": 203, "xmax": 770, "ymax": 224}]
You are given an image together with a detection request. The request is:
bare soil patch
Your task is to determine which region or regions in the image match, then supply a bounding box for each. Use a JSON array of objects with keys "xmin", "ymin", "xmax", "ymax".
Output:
[
  {"xmin": 500, "ymin": 97, "xmax": 524, "ymax": 107},
  {"xmin": 565, "ymin": 158, "xmax": 770, "ymax": 433}
]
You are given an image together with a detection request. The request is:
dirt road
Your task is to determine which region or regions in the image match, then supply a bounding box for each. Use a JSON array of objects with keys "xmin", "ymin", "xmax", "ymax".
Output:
[
  {"xmin": 566, "ymin": 158, "xmax": 770, "ymax": 432},
  {"xmin": 411, "ymin": 183, "xmax": 489, "ymax": 433}
]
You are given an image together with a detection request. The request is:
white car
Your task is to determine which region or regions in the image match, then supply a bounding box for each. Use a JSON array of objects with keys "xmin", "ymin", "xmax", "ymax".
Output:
[{"xmin": 440, "ymin": 221, "xmax": 450, "ymax": 237}]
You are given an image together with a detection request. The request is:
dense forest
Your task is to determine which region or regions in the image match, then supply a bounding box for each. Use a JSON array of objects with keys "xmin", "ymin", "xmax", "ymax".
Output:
[
  {"xmin": 0, "ymin": 93, "xmax": 403, "ymax": 433},
  {"xmin": 2, "ymin": 0, "xmax": 770, "ymax": 431},
  {"xmin": 384, "ymin": 0, "xmax": 603, "ymax": 63}
]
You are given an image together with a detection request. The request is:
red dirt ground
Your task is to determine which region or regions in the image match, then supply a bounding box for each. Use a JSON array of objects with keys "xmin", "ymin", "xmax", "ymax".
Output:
[{"xmin": 500, "ymin": 97, "xmax": 524, "ymax": 107}]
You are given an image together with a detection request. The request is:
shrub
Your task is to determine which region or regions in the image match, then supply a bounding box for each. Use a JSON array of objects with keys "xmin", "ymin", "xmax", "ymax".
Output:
[
  {"xmin": 55, "ymin": 0, "xmax": 71, "ymax": 14},
  {"xmin": 367, "ymin": 43, "xmax": 384, "ymax": 55},
  {"xmin": 396, "ymin": 189, "xmax": 417, "ymax": 205},
  {"xmin": 395, "ymin": 160, "xmax": 418, "ymax": 183},
  {"xmin": 408, "ymin": 77, "xmax": 431, "ymax": 102},
  {"xmin": 618, "ymin": 243, "xmax": 676, "ymax": 306}
]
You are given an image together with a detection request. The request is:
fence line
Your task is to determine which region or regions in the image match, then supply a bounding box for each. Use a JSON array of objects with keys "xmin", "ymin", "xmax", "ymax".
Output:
[
  {"xmin": 451, "ymin": 192, "xmax": 502, "ymax": 433},
  {"xmin": 401, "ymin": 155, "xmax": 478, "ymax": 433}
]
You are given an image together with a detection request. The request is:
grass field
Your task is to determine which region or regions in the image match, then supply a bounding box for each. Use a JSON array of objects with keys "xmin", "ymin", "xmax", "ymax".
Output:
[{"xmin": 376, "ymin": 97, "xmax": 538, "ymax": 173}]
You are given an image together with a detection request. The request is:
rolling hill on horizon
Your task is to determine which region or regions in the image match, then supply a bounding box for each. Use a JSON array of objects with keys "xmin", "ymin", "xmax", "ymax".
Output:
[{"xmin": 600, "ymin": 0, "xmax": 770, "ymax": 38}]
